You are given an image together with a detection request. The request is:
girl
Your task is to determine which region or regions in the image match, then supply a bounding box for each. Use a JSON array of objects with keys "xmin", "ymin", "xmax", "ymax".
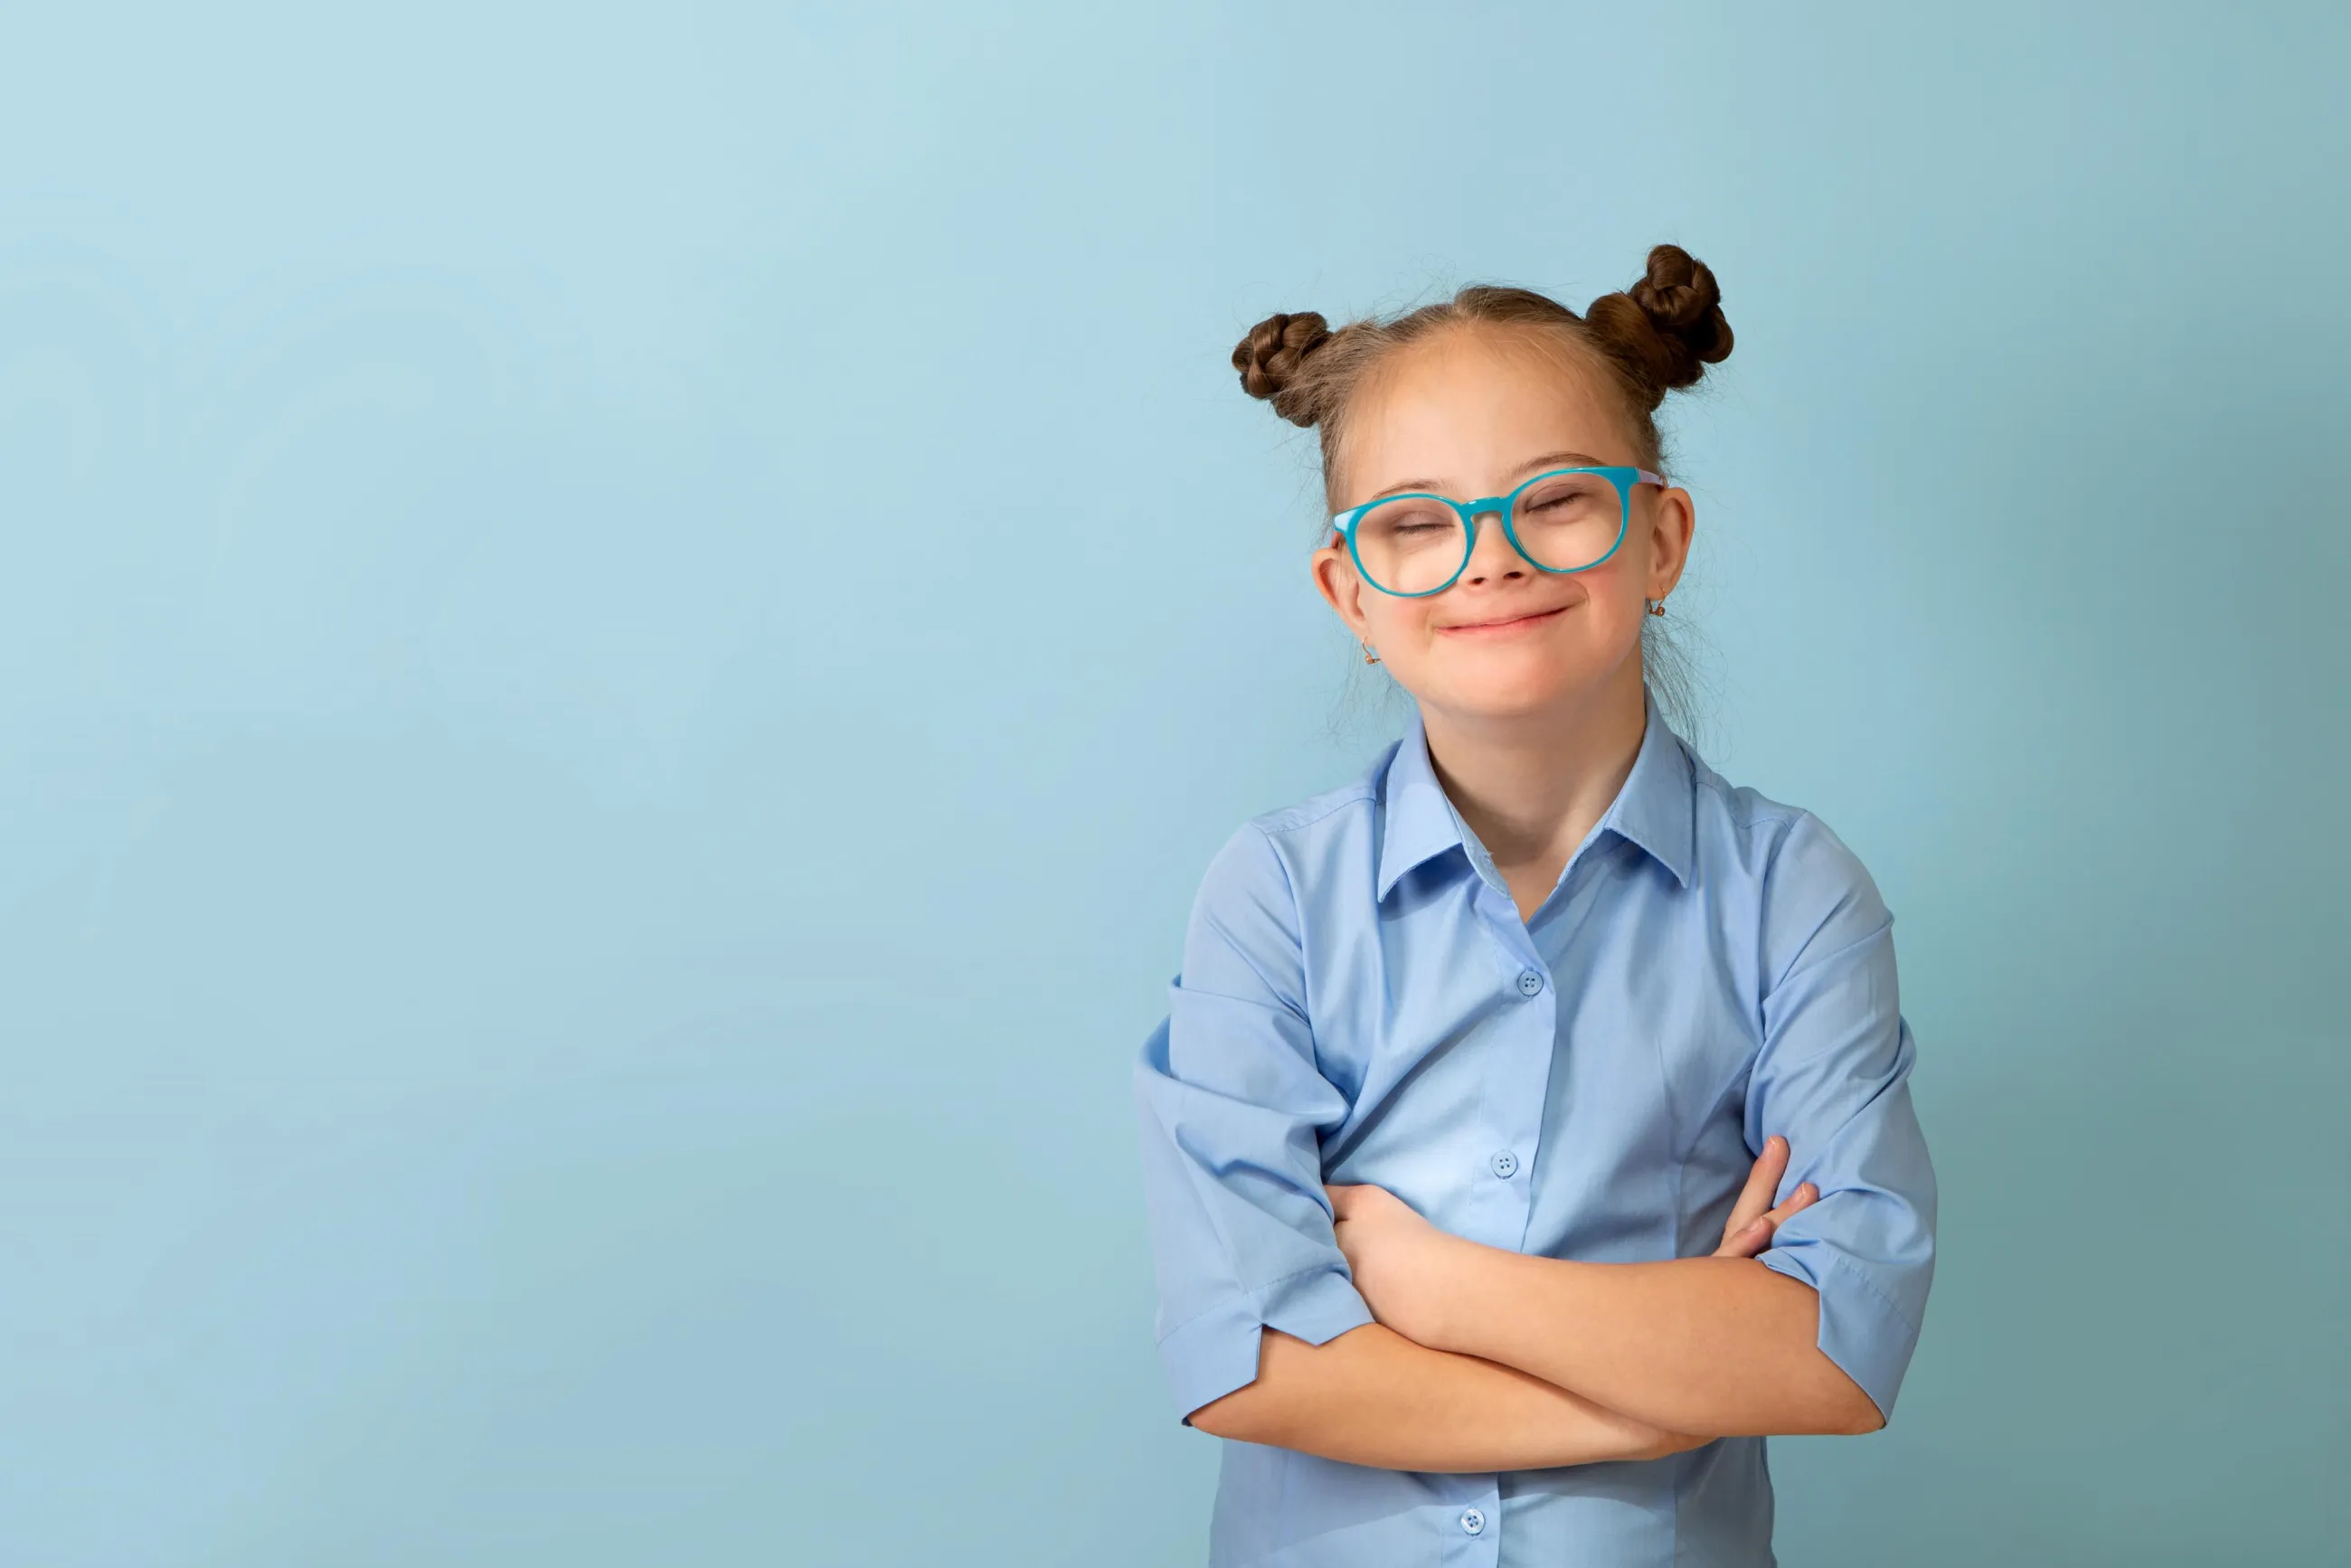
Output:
[{"xmin": 1133, "ymin": 245, "xmax": 1938, "ymax": 1567}]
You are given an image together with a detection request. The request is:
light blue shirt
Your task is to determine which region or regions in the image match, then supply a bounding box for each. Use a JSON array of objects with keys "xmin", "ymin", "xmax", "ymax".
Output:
[{"xmin": 1134, "ymin": 690, "xmax": 1937, "ymax": 1567}]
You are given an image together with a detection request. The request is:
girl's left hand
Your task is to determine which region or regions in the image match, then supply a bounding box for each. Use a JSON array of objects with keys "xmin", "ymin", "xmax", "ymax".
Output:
[
  {"xmin": 1713, "ymin": 1134, "xmax": 1819, "ymax": 1259},
  {"xmin": 1327, "ymin": 1183, "xmax": 1471, "ymax": 1349}
]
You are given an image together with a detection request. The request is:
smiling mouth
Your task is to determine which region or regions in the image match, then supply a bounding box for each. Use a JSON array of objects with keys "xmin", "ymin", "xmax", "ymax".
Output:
[{"xmin": 1438, "ymin": 606, "xmax": 1566, "ymax": 636}]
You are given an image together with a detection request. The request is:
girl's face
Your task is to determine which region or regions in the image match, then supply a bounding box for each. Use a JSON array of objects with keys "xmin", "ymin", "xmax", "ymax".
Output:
[{"xmin": 1311, "ymin": 325, "xmax": 1694, "ymax": 726}]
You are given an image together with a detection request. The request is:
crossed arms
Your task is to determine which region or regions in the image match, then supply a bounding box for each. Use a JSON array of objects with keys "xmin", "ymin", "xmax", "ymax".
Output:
[
  {"xmin": 1138, "ymin": 817, "xmax": 1938, "ymax": 1477},
  {"xmin": 1185, "ymin": 1135, "xmax": 1883, "ymax": 1473}
]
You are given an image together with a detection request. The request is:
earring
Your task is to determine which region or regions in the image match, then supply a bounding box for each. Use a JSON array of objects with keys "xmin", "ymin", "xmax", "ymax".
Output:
[
  {"xmin": 1647, "ymin": 598, "xmax": 1667, "ymax": 618},
  {"xmin": 1362, "ymin": 642, "xmax": 1382, "ymax": 665}
]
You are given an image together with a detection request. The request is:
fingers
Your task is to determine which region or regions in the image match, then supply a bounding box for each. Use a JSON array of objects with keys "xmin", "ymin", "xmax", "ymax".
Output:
[
  {"xmin": 1758, "ymin": 1181, "xmax": 1818, "ymax": 1234},
  {"xmin": 1716, "ymin": 1179, "xmax": 1820, "ymax": 1258},
  {"xmin": 1716, "ymin": 1132, "xmax": 1821, "ymax": 1259},
  {"xmin": 1721, "ymin": 1134, "xmax": 1790, "ymax": 1242}
]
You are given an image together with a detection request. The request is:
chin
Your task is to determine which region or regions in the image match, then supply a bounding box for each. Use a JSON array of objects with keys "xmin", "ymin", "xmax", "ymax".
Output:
[
  {"xmin": 1416, "ymin": 636, "xmax": 1625, "ymax": 713},
  {"xmin": 1428, "ymin": 665, "xmax": 1592, "ymax": 721}
]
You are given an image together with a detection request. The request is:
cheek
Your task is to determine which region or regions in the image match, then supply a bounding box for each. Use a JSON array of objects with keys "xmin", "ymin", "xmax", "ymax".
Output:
[
  {"xmin": 1576, "ymin": 553, "xmax": 1650, "ymax": 607},
  {"xmin": 1362, "ymin": 598, "xmax": 1437, "ymax": 644}
]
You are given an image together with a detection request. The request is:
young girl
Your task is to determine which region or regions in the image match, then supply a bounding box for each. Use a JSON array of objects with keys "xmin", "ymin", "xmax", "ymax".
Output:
[{"xmin": 1133, "ymin": 245, "xmax": 1937, "ymax": 1567}]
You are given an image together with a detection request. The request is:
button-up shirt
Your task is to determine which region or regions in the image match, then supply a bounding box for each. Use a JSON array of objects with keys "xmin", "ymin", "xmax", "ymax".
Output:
[{"xmin": 1134, "ymin": 690, "xmax": 1937, "ymax": 1567}]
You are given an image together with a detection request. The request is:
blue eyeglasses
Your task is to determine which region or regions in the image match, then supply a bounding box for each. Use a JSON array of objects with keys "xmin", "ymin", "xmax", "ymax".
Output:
[{"xmin": 1327, "ymin": 465, "xmax": 1665, "ymax": 597}]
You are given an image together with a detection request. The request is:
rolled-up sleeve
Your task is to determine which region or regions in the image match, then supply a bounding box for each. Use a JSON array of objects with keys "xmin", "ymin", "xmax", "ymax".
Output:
[
  {"xmin": 1134, "ymin": 822, "xmax": 1374, "ymax": 1423},
  {"xmin": 1746, "ymin": 812, "xmax": 1939, "ymax": 1424}
]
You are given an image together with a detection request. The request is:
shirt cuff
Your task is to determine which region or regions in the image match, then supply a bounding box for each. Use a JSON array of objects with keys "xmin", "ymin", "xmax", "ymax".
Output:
[
  {"xmin": 1157, "ymin": 1263, "xmax": 1377, "ymax": 1424},
  {"xmin": 1759, "ymin": 1243, "xmax": 1921, "ymax": 1422}
]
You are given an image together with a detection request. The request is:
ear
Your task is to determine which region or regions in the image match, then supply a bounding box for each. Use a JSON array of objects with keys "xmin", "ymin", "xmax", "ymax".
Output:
[
  {"xmin": 1311, "ymin": 535, "xmax": 1375, "ymax": 642},
  {"xmin": 1643, "ymin": 484, "xmax": 1696, "ymax": 600}
]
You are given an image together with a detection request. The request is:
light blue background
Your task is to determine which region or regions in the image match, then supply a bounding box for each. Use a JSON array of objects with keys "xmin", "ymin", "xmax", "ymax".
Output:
[{"xmin": 4, "ymin": 3, "xmax": 2345, "ymax": 1563}]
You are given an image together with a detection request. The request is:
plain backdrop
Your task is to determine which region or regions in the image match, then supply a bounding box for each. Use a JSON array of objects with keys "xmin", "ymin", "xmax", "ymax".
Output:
[{"xmin": 3, "ymin": 3, "xmax": 2346, "ymax": 1563}]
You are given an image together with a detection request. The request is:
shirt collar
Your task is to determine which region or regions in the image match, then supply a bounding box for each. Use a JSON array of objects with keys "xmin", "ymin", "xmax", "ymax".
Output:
[
  {"xmin": 1606, "ymin": 687, "xmax": 1696, "ymax": 890},
  {"xmin": 1375, "ymin": 686, "xmax": 1695, "ymax": 902}
]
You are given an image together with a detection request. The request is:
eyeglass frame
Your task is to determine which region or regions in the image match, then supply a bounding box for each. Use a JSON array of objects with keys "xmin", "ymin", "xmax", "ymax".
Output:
[{"xmin": 1325, "ymin": 465, "xmax": 1667, "ymax": 598}]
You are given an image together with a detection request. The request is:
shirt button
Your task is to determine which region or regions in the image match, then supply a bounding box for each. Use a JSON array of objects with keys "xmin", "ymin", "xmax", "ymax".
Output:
[
  {"xmin": 1459, "ymin": 1507, "xmax": 1486, "ymax": 1535},
  {"xmin": 1489, "ymin": 1149, "xmax": 1518, "ymax": 1179},
  {"xmin": 1516, "ymin": 968, "xmax": 1544, "ymax": 997}
]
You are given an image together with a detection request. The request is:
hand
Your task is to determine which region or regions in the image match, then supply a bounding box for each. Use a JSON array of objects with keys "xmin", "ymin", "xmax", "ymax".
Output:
[
  {"xmin": 1327, "ymin": 1182, "xmax": 1475, "ymax": 1348},
  {"xmin": 1713, "ymin": 1134, "xmax": 1818, "ymax": 1259}
]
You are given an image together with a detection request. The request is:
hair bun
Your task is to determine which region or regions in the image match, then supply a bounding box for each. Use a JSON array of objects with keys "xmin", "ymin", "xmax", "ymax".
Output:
[
  {"xmin": 1232, "ymin": 310, "xmax": 1333, "ymax": 427},
  {"xmin": 1585, "ymin": 243, "xmax": 1733, "ymax": 405}
]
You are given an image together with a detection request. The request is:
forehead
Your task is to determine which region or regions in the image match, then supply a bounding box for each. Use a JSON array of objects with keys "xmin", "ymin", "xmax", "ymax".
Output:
[{"xmin": 1338, "ymin": 325, "xmax": 1630, "ymax": 496}]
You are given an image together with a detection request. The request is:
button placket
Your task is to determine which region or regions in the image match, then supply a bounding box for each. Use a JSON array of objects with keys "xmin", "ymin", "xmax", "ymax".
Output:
[
  {"xmin": 1462, "ymin": 883, "xmax": 1555, "ymax": 1252},
  {"xmin": 1483, "ymin": 953, "xmax": 1556, "ymax": 1252}
]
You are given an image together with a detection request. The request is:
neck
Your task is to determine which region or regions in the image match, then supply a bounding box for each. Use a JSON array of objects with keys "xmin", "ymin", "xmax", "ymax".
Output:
[{"xmin": 1418, "ymin": 661, "xmax": 1649, "ymax": 901}]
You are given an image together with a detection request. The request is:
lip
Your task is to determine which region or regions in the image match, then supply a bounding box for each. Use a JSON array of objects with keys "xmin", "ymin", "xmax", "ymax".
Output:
[{"xmin": 1436, "ymin": 605, "xmax": 1567, "ymax": 637}]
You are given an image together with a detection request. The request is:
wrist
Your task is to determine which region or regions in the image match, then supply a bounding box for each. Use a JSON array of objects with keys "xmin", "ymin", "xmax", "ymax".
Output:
[
  {"xmin": 1625, "ymin": 1425, "xmax": 1714, "ymax": 1462},
  {"xmin": 1532, "ymin": 1382, "xmax": 1687, "ymax": 1467}
]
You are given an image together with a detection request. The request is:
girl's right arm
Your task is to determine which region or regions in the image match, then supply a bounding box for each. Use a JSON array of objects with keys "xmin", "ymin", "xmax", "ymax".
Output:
[{"xmin": 1190, "ymin": 1322, "xmax": 1704, "ymax": 1472}]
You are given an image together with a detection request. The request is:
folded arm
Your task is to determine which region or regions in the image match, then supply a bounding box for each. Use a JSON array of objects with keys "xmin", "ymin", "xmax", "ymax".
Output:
[
  {"xmin": 1329, "ymin": 1130, "xmax": 1874, "ymax": 1435},
  {"xmin": 1465, "ymin": 1253, "xmax": 1880, "ymax": 1434},
  {"xmin": 1194, "ymin": 1146, "xmax": 1827, "ymax": 1465},
  {"xmin": 1187, "ymin": 1322, "xmax": 1705, "ymax": 1472},
  {"xmin": 1332, "ymin": 1192, "xmax": 1879, "ymax": 1436}
]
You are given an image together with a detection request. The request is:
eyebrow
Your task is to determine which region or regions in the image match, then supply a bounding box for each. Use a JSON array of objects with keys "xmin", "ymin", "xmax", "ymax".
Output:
[{"xmin": 1362, "ymin": 449, "xmax": 1610, "ymax": 502}]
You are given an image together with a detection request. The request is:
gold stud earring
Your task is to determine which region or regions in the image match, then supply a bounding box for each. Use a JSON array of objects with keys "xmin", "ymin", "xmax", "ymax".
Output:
[{"xmin": 1362, "ymin": 642, "xmax": 1382, "ymax": 664}]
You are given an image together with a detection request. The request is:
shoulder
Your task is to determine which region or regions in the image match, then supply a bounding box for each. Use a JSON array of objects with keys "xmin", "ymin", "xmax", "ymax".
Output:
[
  {"xmin": 1177, "ymin": 747, "xmax": 1393, "ymax": 1008},
  {"xmin": 1249, "ymin": 750, "xmax": 1389, "ymax": 843},
  {"xmin": 1187, "ymin": 744, "xmax": 1394, "ymax": 937},
  {"xmin": 1203, "ymin": 742, "xmax": 1393, "ymax": 887},
  {"xmin": 1686, "ymin": 753, "xmax": 1891, "ymax": 981}
]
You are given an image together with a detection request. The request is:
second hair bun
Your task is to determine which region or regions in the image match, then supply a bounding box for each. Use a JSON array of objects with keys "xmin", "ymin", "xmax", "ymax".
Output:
[{"xmin": 1586, "ymin": 243, "xmax": 1733, "ymax": 402}]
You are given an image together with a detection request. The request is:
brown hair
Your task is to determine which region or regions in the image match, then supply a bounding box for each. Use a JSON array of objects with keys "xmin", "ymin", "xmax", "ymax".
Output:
[{"xmin": 1231, "ymin": 243, "xmax": 1733, "ymax": 505}]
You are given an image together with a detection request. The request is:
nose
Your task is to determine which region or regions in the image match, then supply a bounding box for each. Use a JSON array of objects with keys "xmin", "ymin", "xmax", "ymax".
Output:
[{"xmin": 1459, "ymin": 505, "xmax": 1531, "ymax": 584}]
